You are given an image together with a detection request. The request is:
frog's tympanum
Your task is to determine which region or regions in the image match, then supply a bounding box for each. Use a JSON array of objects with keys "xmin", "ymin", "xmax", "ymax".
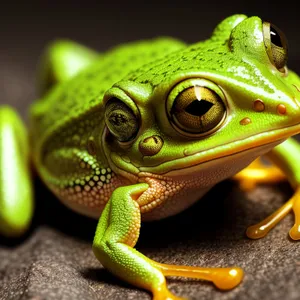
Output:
[{"xmin": 1, "ymin": 14, "xmax": 300, "ymax": 299}]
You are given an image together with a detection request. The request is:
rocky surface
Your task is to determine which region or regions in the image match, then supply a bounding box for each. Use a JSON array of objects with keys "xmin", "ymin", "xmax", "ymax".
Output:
[{"xmin": 1, "ymin": 178, "xmax": 300, "ymax": 300}]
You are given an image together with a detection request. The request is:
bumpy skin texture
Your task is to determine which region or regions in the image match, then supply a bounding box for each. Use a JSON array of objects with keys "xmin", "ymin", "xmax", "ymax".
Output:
[
  {"xmin": 30, "ymin": 37, "xmax": 186, "ymax": 218},
  {"xmin": 2, "ymin": 14, "xmax": 300, "ymax": 300},
  {"xmin": 30, "ymin": 15, "xmax": 300, "ymax": 219}
]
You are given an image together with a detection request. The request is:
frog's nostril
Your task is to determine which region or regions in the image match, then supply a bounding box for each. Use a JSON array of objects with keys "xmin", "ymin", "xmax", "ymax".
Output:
[{"xmin": 139, "ymin": 135, "xmax": 164, "ymax": 156}]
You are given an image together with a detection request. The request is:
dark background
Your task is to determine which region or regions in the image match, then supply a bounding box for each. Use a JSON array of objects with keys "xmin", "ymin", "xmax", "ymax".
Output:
[
  {"xmin": 1, "ymin": 2, "xmax": 300, "ymax": 300},
  {"xmin": 1, "ymin": 1, "xmax": 299, "ymax": 114}
]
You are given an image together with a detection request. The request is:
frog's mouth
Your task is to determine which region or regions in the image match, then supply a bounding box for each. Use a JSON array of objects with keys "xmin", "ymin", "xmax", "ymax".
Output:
[{"xmin": 107, "ymin": 122, "xmax": 300, "ymax": 180}]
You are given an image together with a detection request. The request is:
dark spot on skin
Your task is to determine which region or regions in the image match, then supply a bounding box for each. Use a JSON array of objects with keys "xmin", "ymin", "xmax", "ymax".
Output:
[
  {"xmin": 253, "ymin": 99, "xmax": 265, "ymax": 112},
  {"xmin": 277, "ymin": 104, "xmax": 286, "ymax": 115},
  {"xmin": 240, "ymin": 117, "xmax": 251, "ymax": 125}
]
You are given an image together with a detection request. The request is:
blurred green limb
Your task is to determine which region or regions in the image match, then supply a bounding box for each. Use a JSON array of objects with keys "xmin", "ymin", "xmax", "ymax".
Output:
[
  {"xmin": 37, "ymin": 39, "xmax": 99, "ymax": 95},
  {"xmin": 0, "ymin": 106, "xmax": 33, "ymax": 237}
]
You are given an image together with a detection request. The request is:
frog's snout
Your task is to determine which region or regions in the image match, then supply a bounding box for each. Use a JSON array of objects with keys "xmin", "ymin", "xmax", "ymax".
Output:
[{"xmin": 139, "ymin": 135, "xmax": 164, "ymax": 156}]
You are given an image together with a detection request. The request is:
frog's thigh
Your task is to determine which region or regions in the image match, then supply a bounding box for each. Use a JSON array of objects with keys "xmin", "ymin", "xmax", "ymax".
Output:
[
  {"xmin": 0, "ymin": 106, "xmax": 33, "ymax": 236},
  {"xmin": 38, "ymin": 40, "xmax": 98, "ymax": 95},
  {"xmin": 233, "ymin": 157, "xmax": 286, "ymax": 191},
  {"xmin": 93, "ymin": 184, "xmax": 243, "ymax": 300},
  {"xmin": 246, "ymin": 138, "xmax": 300, "ymax": 240}
]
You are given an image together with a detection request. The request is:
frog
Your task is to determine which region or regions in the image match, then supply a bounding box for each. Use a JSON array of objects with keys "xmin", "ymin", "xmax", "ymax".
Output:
[{"xmin": 1, "ymin": 13, "xmax": 300, "ymax": 300}]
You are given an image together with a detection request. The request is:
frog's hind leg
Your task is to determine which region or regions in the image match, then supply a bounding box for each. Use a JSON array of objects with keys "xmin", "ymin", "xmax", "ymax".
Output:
[
  {"xmin": 233, "ymin": 157, "xmax": 286, "ymax": 191},
  {"xmin": 0, "ymin": 106, "xmax": 33, "ymax": 237},
  {"xmin": 246, "ymin": 138, "xmax": 300, "ymax": 240},
  {"xmin": 37, "ymin": 40, "xmax": 99, "ymax": 96},
  {"xmin": 93, "ymin": 184, "xmax": 243, "ymax": 300}
]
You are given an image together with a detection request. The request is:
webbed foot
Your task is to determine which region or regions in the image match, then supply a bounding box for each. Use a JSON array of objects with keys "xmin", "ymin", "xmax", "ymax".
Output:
[
  {"xmin": 154, "ymin": 263, "xmax": 243, "ymax": 291},
  {"xmin": 246, "ymin": 187, "xmax": 300, "ymax": 240}
]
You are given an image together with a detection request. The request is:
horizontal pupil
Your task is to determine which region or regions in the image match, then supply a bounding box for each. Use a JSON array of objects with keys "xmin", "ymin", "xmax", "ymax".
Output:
[{"xmin": 185, "ymin": 99, "xmax": 214, "ymax": 116}]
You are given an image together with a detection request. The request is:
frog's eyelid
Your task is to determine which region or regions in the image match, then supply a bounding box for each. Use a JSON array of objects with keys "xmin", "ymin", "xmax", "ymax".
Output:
[
  {"xmin": 105, "ymin": 98, "xmax": 140, "ymax": 143},
  {"xmin": 103, "ymin": 86, "xmax": 140, "ymax": 117}
]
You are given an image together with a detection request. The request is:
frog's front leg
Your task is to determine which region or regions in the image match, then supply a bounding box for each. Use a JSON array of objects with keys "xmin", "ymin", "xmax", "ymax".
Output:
[
  {"xmin": 246, "ymin": 138, "xmax": 300, "ymax": 240},
  {"xmin": 93, "ymin": 184, "xmax": 243, "ymax": 300},
  {"xmin": 0, "ymin": 106, "xmax": 33, "ymax": 236}
]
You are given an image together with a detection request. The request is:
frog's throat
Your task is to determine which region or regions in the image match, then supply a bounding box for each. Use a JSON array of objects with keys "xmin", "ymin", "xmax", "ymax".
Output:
[{"xmin": 105, "ymin": 122, "xmax": 300, "ymax": 180}]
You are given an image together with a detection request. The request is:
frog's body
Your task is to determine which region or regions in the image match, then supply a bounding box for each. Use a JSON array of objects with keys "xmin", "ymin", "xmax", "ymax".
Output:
[
  {"xmin": 30, "ymin": 37, "xmax": 188, "ymax": 219},
  {"xmin": 2, "ymin": 14, "xmax": 300, "ymax": 299}
]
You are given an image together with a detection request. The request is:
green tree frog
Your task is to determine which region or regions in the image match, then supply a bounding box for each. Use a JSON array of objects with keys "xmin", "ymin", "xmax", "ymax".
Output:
[{"xmin": 1, "ymin": 14, "xmax": 300, "ymax": 300}]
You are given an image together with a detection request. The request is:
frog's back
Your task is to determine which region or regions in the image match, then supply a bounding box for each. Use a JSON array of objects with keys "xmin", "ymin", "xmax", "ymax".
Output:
[{"xmin": 30, "ymin": 37, "xmax": 186, "ymax": 151}]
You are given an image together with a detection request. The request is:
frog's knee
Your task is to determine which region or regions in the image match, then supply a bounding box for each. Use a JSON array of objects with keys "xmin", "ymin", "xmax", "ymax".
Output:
[
  {"xmin": 92, "ymin": 238, "xmax": 115, "ymax": 263},
  {"xmin": 0, "ymin": 105, "xmax": 21, "ymax": 122},
  {"xmin": 111, "ymin": 183, "xmax": 149, "ymax": 201}
]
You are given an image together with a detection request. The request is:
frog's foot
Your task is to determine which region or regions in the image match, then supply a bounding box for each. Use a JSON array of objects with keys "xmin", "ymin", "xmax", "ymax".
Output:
[
  {"xmin": 154, "ymin": 262, "xmax": 243, "ymax": 291},
  {"xmin": 151, "ymin": 264, "xmax": 243, "ymax": 300},
  {"xmin": 246, "ymin": 187, "xmax": 300, "ymax": 240},
  {"xmin": 233, "ymin": 158, "xmax": 286, "ymax": 191},
  {"xmin": 0, "ymin": 106, "xmax": 33, "ymax": 237},
  {"xmin": 93, "ymin": 184, "xmax": 243, "ymax": 300}
]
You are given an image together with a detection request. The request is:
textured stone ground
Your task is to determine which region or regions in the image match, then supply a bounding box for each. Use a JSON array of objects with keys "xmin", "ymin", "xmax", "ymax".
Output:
[{"xmin": 1, "ymin": 178, "xmax": 300, "ymax": 300}]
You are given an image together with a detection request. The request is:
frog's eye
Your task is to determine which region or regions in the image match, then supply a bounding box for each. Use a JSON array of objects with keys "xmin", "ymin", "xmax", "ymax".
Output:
[
  {"xmin": 263, "ymin": 22, "xmax": 288, "ymax": 72},
  {"xmin": 167, "ymin": 80, "xmax": 226, "ymax": 136},
  {"xmin": 105, "ymin": 98, "xmax": 139, "ymax": 142}
]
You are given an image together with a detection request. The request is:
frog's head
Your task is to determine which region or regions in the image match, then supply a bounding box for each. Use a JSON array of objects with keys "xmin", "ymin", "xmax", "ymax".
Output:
[{"xmin": 102, "ymin": 14, "xmax": 300, "ymax": 183}]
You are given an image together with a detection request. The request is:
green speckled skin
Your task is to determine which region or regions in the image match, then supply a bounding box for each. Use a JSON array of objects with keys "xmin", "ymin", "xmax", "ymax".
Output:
[
  {"xmin": 2, "ymin": 14, "xmax": 300, "ymax": 299},
  {"xmin": 30, "ymin": 37, "xmax": 186, "ymax": 217},
  {"xmin": 30, "ymin": 38, "xmax": 185, "ymax": 144}
]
